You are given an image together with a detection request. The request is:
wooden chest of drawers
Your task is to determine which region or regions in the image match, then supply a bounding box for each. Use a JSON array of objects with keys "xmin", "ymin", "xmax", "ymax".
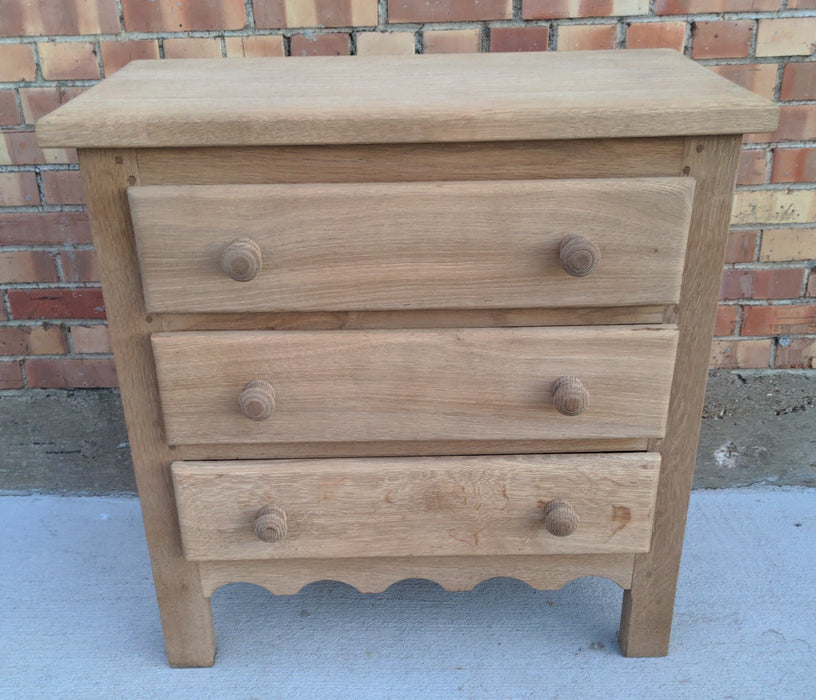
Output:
[{"xmin": 37, "ymin": 50, "xmax": 777, "ymax": 666}]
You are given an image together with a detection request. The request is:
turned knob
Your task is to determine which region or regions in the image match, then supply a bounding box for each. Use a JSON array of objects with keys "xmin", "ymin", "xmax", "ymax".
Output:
[
  {"xmin": 552, "ymin": 376, "xmax": 589, "ymax": 416},
  {"xmin": 220, "ymin": 237, "xmax": 262, "ymax": 282},
  {"xmin": 239, "ymin": 379, "xmax": 276, "ymax": 421},
  {"xmin": 543, "ymin": 499, "xmax": 578, "ymax": 537},
  {"xmin": 254, "ymin": 505, "xmax": 288, "ymax": 542},
  {"xmin": 559, "ymin": 235, "xmax": 600, "ymax": 277}
]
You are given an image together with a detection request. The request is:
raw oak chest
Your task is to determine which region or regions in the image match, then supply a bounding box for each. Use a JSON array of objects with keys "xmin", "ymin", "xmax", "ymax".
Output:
[{"xmin": 37, "ymin": 50, "xmax": 777, "ymax": 666}]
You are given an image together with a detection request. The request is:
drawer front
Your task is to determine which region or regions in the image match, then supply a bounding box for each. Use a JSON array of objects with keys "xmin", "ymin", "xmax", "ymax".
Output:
[
  {"xmin": 172, "ymin": 453, "xmax": 660, "ymax": 561},
  {"xmin": 152, "ymin": 326, "xmax": 678, "ymax": 445},
  {"xmin": 129, "ymin": 178, "xmax": 694, "ymax": 313}
]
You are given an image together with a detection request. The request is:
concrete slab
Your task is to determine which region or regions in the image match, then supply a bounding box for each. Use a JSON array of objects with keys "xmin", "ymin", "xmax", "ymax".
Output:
[{"xmin": 1, "ymin": 488, "xmax": 814, "ymax": 698}]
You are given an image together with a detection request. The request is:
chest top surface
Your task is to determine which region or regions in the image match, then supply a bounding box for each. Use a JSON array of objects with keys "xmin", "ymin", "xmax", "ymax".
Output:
[{"xmin": 36, "ymin": 50, "xmax": 777, "ymax": 149}]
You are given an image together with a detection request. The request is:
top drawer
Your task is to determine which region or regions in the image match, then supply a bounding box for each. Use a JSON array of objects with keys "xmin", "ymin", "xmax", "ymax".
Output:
[{"xmin": 128, "ymin": 178, "xmax": 694, "ymax": 314}]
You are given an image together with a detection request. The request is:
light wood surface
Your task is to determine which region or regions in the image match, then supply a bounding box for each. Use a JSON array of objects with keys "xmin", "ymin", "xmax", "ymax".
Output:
[
  {"xmin": 172, "ymin": 453, "xmax": 660, "ymax": 560},
  {"xmin": 198, "ymin": 554, "xmax": 637, "ymax": 597},
  {"xmin": 619, "ymin": 135, "xmax": 743, "ymax": 657},
  {"xmin": 77, "ymin": 150, "xmax": 216, "ymax": 667},
  {"xmin": 36, "ymin": 51, "xmax": 777, "ymax": 148},
  {"xmin": 134, "ymin": 139, "xmax": 686, "ymax": 185},
  {"xmin": 151, "ymin": 326, "xmax": 679, "ymax": 445},
  {"xmin": 130, "ymin": 178, "xmax": 693, "ymax": 313}
]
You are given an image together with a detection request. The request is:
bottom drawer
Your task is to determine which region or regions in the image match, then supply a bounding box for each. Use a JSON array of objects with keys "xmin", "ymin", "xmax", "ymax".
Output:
[{"xmin": 172, "ymin": 453, "xmax": 659, "ymax": 561}]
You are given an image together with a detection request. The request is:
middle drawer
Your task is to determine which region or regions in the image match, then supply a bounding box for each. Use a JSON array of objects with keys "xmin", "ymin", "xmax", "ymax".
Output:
[{"xmin": 152, "ymin": 326, "xmax": 678, "ymax": 446}]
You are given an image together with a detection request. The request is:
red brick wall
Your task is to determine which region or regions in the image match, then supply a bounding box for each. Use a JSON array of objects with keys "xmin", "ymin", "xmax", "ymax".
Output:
[{"xmin": 1, "ymin": 0, "xmax": 815, "ymax": 389}]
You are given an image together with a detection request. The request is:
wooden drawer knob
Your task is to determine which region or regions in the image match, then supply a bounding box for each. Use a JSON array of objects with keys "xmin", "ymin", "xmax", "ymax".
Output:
[
  {"xmin": 543, "ymin": 499, "xmax": 578, "ymax": 537},
  {"xmin": 552, "ymin": 376, "xmax": 589, "ymax": 416},
  {"xmin": 254, "ymin": 505, "xmax": 288, "ymax": 543},
  {"xmin": 239, "ymin": 379, "xmax": 276, "ymax": 421},
  {"xmin": 221, "ymin": 237, "xmax": 262, "ymax": 282},
  {"xmin": 559, "ymin": 235, "xmax": 600, "ymax": 277}
]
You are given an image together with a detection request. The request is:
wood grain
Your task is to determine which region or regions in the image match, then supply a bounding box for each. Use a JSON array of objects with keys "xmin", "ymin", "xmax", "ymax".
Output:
[
  {"xmin": 172, "ymin": 453, "xmax": 661, "ymax": 560},
  {"xmin": 77, "ymin": 149, "xmax": 216, "ymax": 667},
  {"xmin": 36, "ymin": 51, "xmax": 778, "ymax": 148},
  {"xmin": 151, "ymin": 326, "xmax": 679, "ymax": 445},
  {"xmin": 134, "ymin": 139, "xmax": 686, "ymax": 185},
  {"xmin": 198, "ymin": 554, "xmax": 637, "ymax": 597},
  {"xmin": 619, "ymin": 135, "xmax": 744, "ymax": 657},
  {"xmin": 129, "ymin": 178, "xmax": 694, "ymax": 313}
]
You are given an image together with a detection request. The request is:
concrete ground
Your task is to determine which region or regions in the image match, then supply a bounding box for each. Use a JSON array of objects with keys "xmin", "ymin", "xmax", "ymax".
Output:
[{"xmin": 1, "ymin": 487, "xmax": 814, "ymax": 699}]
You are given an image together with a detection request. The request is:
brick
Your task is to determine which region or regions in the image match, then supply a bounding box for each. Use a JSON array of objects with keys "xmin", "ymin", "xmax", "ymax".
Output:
[
  {"xmin": 38, "ymin": 42, "xmax": 100, "ymax": 81},
  {"xmin": 731, "ymin": 190, "xmax": 816, "ymax": 226},
  {"xmin": 809, "ymin": 272, "xmax": 816, "ymax": 296},
  {"xmin": 524, "ymin": 0, "xmax": 648, "ymax": 19},
  {"xmin": 0, "ymin": 0, "xmax": 120, "ymax": 36},
  {"xmin": 70, "ymin": 324, "xmax": 111, "ymax": 354},
  {"xmin": 25, "ymin": 358, "xmax": 117, "ymax": 388},
  {"xmin": 490, "ymin": 27, "xmax": 549, "ymax": 53},
  {"xmin": 656, "ymin": 0, "xmax": 777, "ymax": 12},
  {"xmin": 290, "ymin": 33, "xmax": 351, "ymax": 56},
  {"xmin": 720, "ymin": 268, "xmax": 804, "ymax": 300},
  {"xmin": 122, "ymin": 0, "xmax": 245, "ymax": 32},
  {"xmin": 756, "ymin": 19, "xmax": 816, "ymax": 58},
  {"xmin": 0, "ymin": 325, "xmax": 67, "ymax": 356},
  {"xmin": 224, "ymin": 36, "xmax": 285, "ymax": 58},
  {"xmin": 59, "ymin": 250, "xmax": 99, "ymax": 283},
  {"xmin": 691, "ymin": 21, "xmax": 752, "ymax": 60},
  {"xmin": 0, "ymin": 172, "xmax": 39, "ymax": 206},
  {"xmin": 357, "ymin": 32, "xmax": 415, "ymax": 56},
  {"xmin": 788, "ymin": 0, "xmax": 816, "ymax": 7},
  {"xmin": 0, "ymin": 44, "xmax": 36, "ymax": 81},
  {"xmin": 162, "ymin": 38, "xmax": 223, "ymax": 60},
  {"xmin": 626, "ymin": 22, "xmax": 686, "ymax": 51},
  {"xmin": 742, "ymin": 304, "xmax": 816, "ymax": 335},
  {"xmin": 725, "ymin": 230, "xmax": 758, "ymax": 263},
  {"xmin": 708, "ymin": 64, "xmax": 777, "ymax": 101},
  {"xmin": 0, "ymin": 90, "xmax": 20, "ymax": 126},
  {"xmin": 710, "ymin": 339, "xmax": 771, "ymax": 368},
  {"xmin": 715, "ymin": 304, "xmax": 739, "ymax": 335},
  {"xmin": 0, "ymin": 251, "xmax": 58, "ymax": 283},
  {"xmin": 256, "ymin": 0, "xmax": 378, "ymax": 28},
  {"xmin": 0, "ymin": 361, "xmax": 23, "ymax": 389},
  {"xmin": 769, "ymin": 105, "xmax": 816, "ymax": 143},
  {"xmin": 0, "ymin": 130, "xmax": 45, "ymax": 165},
  {"xmin": 100, "ymin": 40, "xmax": 160, "ymax": 76},
  {"xmin": 423, "ymin": 29, "xmax": 481, "ymax": 54},
  {"xmin": 0, "ymin": 130, "xmax": 71, "ymax": 165},
  {"xmin": 0, "ymin": 298, "xmax": 6, "ymax": 321},
  {"xmin": 780, "ymin": 62, "xmax": 816, "ymax": 101},
  {"xmin": 775, "ymin": 337, "xmax": 816, "ymax": 368},
  {"xmin": 19, "ymin": 87, "xmax": 85, "ymax": 124},
  {"xmin": 391, "ymin": 0, "xmax": 511, "ymax": 22},
  {"xmin": 0, "ymin": 212, "xmax": 91, "ymax": 245},
  {"xmin": 772, "ymin": 149, "xmax": 816, "ymax": 184},
  {"xmin": 557, "ymin": 25, "xmax": 616, "ymax": 52},
  {"xmin": 8, "ymin": 289, "xmax": 106, "ymax": 320},
  {"xmin": 759, "ymin": 228, "xmax": 816, "ymax": 261},
  {"xmin": 737, "ymin": 149, "xmax": 766, "ymax": 186},
  {"xmin": 41, "ymin": 171, "xmax": 85, "ymax": 205}
]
